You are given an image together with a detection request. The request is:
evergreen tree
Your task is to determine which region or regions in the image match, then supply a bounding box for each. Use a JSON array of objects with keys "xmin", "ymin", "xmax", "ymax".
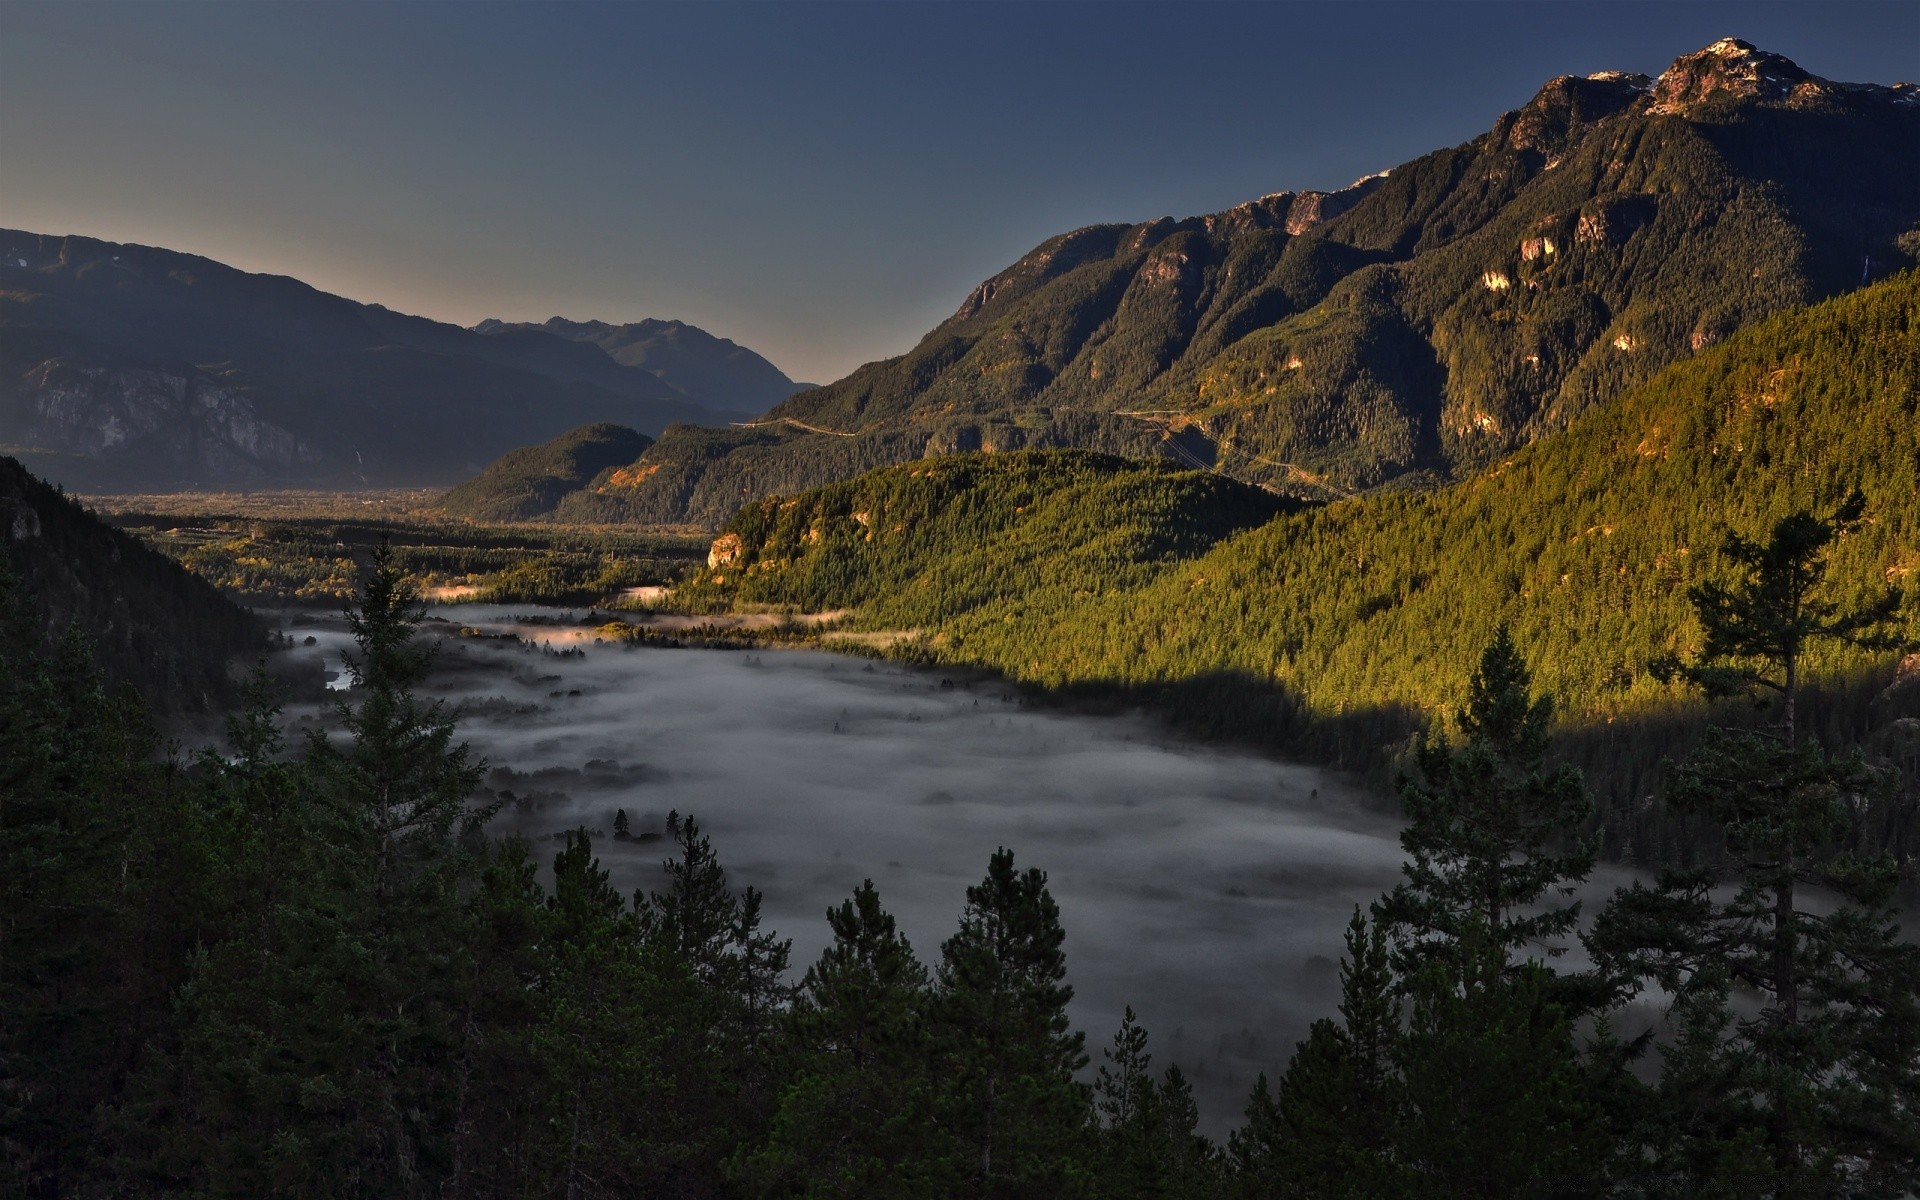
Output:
[
  {"xmin": 529, "ymin": 830, "xmax": 683, "ymax": 1197},
  {"xmin": 932, "ymin": 848, "xmax": 1093, "ymax": 1198},
  {"xmin": 1378, "ymin": 627, "xmax": 1597, "ymax": 975},
  {"xmin": 1393, "ymin": 928, "xmax": 1611, "ymax": 1198},
  {"xmin": 0, "ymin": 572, "xmax": 171, "ymax": 1198},
  {"xmin": 444, "ymin": 836, "xmax": 551, "ymax": 1196},
  {"xmin": 309, "ymin": 540, "xmax": 487, "ymax": 901},
  {"xmin": 1592, "ymin": 494, "xmax": 1920, "ymax": 1194},
  {"xmin": 636, "ymin": 810, "xmax": 792, "ymax": 1191},
  {"xmin": 1234, "ymin": 910, "xmax": 1406, "ymax": 1200},
  {"xmin": 150, "ymin": 542, "xmax": 488, "ymax": 1194},
  {"xmin": 1094, "ymin": 1007, "xmax": 1218, "ymax": 1199},
  {"xmin": 744, "ymin": 880, "xmax": 940, "ymax": 1198},
  {"xmin": 639, "ymin": 810, "xmax": 740, "ymax": 985}
]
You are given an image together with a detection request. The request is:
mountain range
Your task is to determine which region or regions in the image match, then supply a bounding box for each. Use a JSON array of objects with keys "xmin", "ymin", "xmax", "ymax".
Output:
[
  {"xmin": 0, "ymin": 236, "xmax": 802, "ymax": 490},
  {"xmin": 538, "ymin": 38, "xmax": 1920, "ymax": 527}
]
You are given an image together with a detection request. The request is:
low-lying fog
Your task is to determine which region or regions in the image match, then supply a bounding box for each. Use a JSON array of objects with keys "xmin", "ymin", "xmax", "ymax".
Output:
[{"xmin": 281, "ymin": 604, "xmax": 1412, "ymax": 1132}]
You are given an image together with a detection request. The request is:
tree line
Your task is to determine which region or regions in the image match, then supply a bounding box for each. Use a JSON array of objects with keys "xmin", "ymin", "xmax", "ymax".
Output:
[{"xmin": 5, "ymin": 495, "xmax": 1919, "ymax": 1197}]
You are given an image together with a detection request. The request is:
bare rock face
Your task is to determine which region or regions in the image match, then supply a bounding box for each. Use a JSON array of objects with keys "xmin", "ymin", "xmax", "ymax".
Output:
[
  {"xmin": 1497, "ymin": 71, "xmax": 1650, "ymax": 155},
  {"xmin": 8, "ymin": 502, "xmax": 39, "ymax": 541},
  {"xmin": 1650, "ymin": 38, "xmax": 1815, "ymax": 115},
  {"xmin": 8, "ymin": 357, "xmax": 322, "ymax": 482},
  {"xmin": 708, "ymin": 532, "xmax": 744, "ymax": 569}
]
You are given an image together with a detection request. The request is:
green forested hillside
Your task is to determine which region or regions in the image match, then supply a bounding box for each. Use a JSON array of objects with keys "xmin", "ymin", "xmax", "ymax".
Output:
[
  {"xmin": 686, "ymin": 451, "xmax": 1289, "ymax": 622},
  {"xmin": 693, "ymin": 268, "xmax": 1920, "ymax": 744},
  {"xmin": 578, "ymin": 41, "xmax": 1920, "ymax": 526},
  {"xmin": 0, "ymin": 456, "xmax": 261, "ymax": 707},
  {"xmin": 440, "ymin": 423, "xmax": 654, "ymax": 520}
]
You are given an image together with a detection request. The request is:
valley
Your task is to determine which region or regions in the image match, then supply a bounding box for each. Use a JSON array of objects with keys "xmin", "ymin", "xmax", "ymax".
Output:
[{"xmin": 6, "ymin": 16, "xmax": 1920, "ymax": 1195}]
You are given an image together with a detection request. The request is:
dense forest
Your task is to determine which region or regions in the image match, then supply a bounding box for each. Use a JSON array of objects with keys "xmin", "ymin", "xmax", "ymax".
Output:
[
  {"xmin": 0, "ymin": 455, "xmax": 261, "ymax": 708},
  {"xmin": 440, "ymin": 424, "xmax": 657, "ymax": 522},
  {"xmin": 686, "ymin": 269, "xmax": 1920, "ymax": 721},
  {"xmin": 5, "ymin": 493, "xmax": 1918, "ymax": 1197}
]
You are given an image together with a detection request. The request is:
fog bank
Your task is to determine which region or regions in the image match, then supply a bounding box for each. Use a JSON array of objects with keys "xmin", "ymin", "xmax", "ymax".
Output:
[{"xmin": 284, "ymin": 604, "xmax": 1411, "ymax": 1132}]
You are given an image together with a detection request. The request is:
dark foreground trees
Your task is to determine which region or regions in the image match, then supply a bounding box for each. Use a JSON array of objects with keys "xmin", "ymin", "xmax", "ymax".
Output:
[
  {"xmin": 5, "ymin": 495, "xmax": 1920, "ymax": 1199},
  {"xmin": 1592, "ymin": 494, "xmax": 1920, "ymax": 1195}
]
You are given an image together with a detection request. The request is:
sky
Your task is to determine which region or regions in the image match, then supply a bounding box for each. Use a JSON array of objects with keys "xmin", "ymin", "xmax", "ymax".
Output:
[{"xmin": 0, "ymin": 1, "xmax": 1914, "ymax": 385}]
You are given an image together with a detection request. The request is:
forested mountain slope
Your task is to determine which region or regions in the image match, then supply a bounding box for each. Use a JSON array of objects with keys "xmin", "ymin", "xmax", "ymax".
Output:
[
  {"xmin": 0, "ymin": 456, "xmax": 260, "ymax": 707},
  {"xmin": 584, "ymin": 39, "xmax": 1920, "ymax": 526},
  {"xmin": 0, "ymin": 233, "xmax": 773, "ymax": 489},
  {"xmin": 689, "ymin": 268, "xmax": 1920, "ymax": 742},
  {"xmin": 439, "ymin": 423, "xmax": 655, "ymax": 521}
]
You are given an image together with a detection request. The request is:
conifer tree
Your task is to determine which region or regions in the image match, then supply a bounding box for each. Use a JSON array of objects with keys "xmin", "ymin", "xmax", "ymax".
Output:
[
  {"xmin": 530, "ymin": 830, "xmax": 680, "ymax": 1196},
  {"xmin": 1235, "ymin": 910, "xmax": 1406, "ymax": 1200},
  {"xmin": 1378, "ymin": 626, "xmax": 1597, "ymax": 974},
  {"xmin": 0, "ymin": 594, "xmax": 168, "ymax": 1197},
  {"xmin": 1094, "ymin": 1008, "xmax": 1218, "ymax": 1199},
  {"xmin": 1393, "ymin": 928, "xmax": 1610, "ymax": 1198},
  {"xmin": 157, "ymin": 541, "xmax": 488, "ymax": 1193},
  {"xmin": 309, "ymin": 540, "xmax": 486, "ymax": 898},
  {"xmin": 639, "ymin": 810, "xmax": 739, "ymax": 983},
  {"xmin": 933, "ymin": 848, "xmax": 1093, "ymax": 1198},
  {"xmin": 745, "ymin": 880, "xmax": 938, "ymax": 1198},
  {"xmin": 636, "ymin": 811, "xmax": 792, "ymax": 1187},
  {"xmin": 1592, "ymin": 493, "xmax": 1920, "ymax": 1194}
]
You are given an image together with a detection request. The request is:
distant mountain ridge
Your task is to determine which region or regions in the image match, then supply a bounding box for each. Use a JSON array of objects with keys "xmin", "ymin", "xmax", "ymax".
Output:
[
  {"xmin": 558, "ymin": 38, "xmax": 1920, "ymax": 527},
  {"xmin": 473, "ymin": 316, "xmax": 807, "ymax": 415},
  {"xmin": 0, "ymin": 234, "xmax": 793, "ymax": 490}
]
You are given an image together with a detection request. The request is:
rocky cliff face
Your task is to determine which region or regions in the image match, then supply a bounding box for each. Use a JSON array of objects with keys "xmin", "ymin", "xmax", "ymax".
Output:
[
  {"xmin": 1647, "ymin": 37, "xmax": 1920, "ymax": 116},
  {"xmin": 12, "ymin": 358, "xmax": 322, "ymax": 480}
]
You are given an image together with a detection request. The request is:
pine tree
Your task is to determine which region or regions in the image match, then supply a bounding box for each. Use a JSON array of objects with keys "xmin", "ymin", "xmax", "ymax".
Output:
[
  {"xmin": 635, "ymin": 811, "xmax": 793, "ymax": 1190},
  {"xmin": 744, "ymin": 880, "xmax": 940, "ymax": 1198},
  {"xmin": 932, "ymin": 848, "xmax": 1093, "ymax": 1198},
  {"xmin": 530, "ymin": 829, "xmax": 680, "ymax": 1196},
  {"xmin": 1378, "ymin": 626, "xmax": 1597, "ymax": 976},
  {"xmin": 1225, "ymin": 1075, "xmax": 1283, "ymax": 1200},
  {"xmin": 309, "ymin": 540, "xmax": 487, "ymax": 900},
  {"xmin": 638, "ymin": 810, "xmax": 739, "ymax": 984},
  {"xmin": 1592, "ymin": 493, "xmax": 1920, "ymax": 1194},
  {"xmin": 1393, "ymin": 928, "xmax": 1610, "ymax": 1198},
  {"xmin": 1094, "ymin": 1008, "xmax": 1218, "ymax": 1199},
  {"xmin": 0, "ymin": 550, "xmax": 173, "ymax": 1197},
  {"xmin": 153, "ymin": 541, "xmax": 488, "ymax": 1193},
  {"xmin": 1236, "ymin": 910, "xmax": 1406, "ymax": 1200}
]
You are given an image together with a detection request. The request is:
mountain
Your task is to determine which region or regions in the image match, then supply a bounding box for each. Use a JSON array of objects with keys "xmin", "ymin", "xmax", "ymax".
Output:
[
  {"xmin": 687, "ymin": 266, "xmax": 1920, "ymax": 764},
  {"xmin": 439, "ymin": 422, "xmax": 655, "ymax": 521},
  {"xmin": 573, "ymin": 39, "xmax": 1920, "ymax": 527},
  {"xmin": 0, "ymin": 234, "xmax": 762, "ymax": 489},
  {"xmin": 0, "ymin": 455, "xmax": 261, "ymax": 707},
  {"xmin": 473, "ymin": 316, "xmax": 805, "ymax": 415}
]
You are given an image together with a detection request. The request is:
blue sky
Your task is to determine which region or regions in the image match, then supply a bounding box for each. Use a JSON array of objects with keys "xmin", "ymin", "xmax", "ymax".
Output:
[{"xmin": 1, "ymin": 1, "xmax": 1913, "ymax": 383}]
